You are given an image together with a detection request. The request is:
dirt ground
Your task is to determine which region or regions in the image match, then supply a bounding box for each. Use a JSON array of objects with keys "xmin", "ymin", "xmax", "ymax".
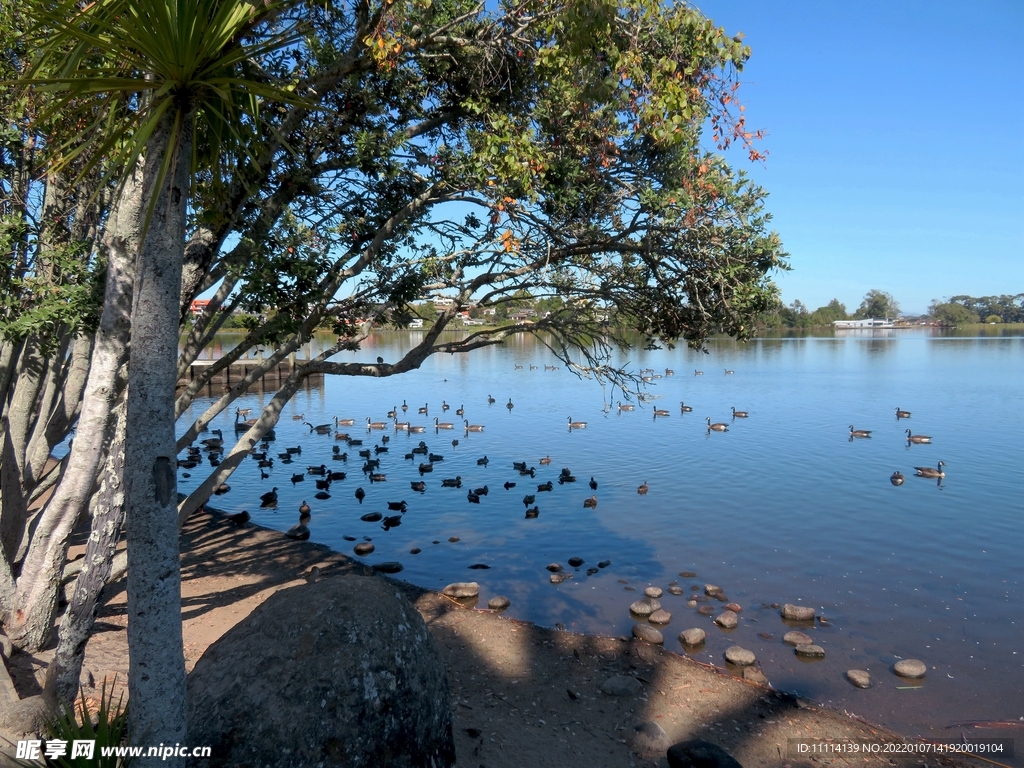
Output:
[{"xmin": 9, "ymin": 508, "xmax": 994, "ymax": 768}]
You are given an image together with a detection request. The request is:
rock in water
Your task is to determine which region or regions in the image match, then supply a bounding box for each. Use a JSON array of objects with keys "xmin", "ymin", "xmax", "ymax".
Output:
[
  {"xmin": 714, "ymin": 610, "xmax": 738, "ymax": 629},
  {"xmin": 631, "ymin": 624, "xmax": 664, "ymax": 644},
  {"xmin": 186, "ymin": 574, "xmax": 455, "ymax": 767},
  {"xmin": 667, "ymin": 739, "xmax": 744, "ymax": 768},
  {"xmin": 846, "ymin": 669, "xmax": 872, "ymax": 688},
  {"xmin": 783, "ymin": 630, "xmax": 814, "ymax": 646},
  {"xmin": 781, "ymin": 603, "xmax": 816, "ymax": 621},
  {"xmin": 679, "ymin": 628, "xmax": 706, "ymax": 646},
  {"xmin": 724, "ymin": 646, "xmax": 756, "ymax": 666},
  {"xmin": 894, "ymin": 659, "xmax": 927, "ymax": 678}
]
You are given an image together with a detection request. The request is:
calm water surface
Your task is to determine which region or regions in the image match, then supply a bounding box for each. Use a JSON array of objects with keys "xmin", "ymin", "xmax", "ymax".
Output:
[{"xmin": 180, "ymin": 328, "xmax": 1024, "ymax": 745}]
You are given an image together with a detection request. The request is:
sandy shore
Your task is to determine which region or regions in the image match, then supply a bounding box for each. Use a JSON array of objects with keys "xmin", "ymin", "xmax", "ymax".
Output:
[{"xmin": 10, "ymin": 508, "xmax": 988, "ymax": 768}]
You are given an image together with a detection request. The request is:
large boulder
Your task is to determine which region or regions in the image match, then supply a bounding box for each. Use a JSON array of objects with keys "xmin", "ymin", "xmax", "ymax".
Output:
[{"xmin": 187, "ymin": 574, "xmax": 455, "ymax": 767}]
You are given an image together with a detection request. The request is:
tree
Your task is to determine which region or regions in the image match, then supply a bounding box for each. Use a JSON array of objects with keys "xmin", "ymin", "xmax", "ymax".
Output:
[
  {"xmin": 806, "ymin": 298, "xmax": 847, "ymax": 326},
  {"xmin": 5, "ymin": 0, "xmax": 787, "ymax": 753},
  {"xmin": 928, "ymin": 300, "xmax": 979, "ymax": 326},
  {"xmin": 854, "ymin": 289, "xmax": 900, "ymax": 320}
]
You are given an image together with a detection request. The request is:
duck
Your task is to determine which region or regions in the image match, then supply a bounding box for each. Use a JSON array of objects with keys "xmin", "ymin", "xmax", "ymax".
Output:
[
  {"xmin": 567, "ymin": 417, "xmax": 587, "ymax": 429},
  {"xmin": 369, "ymin": 472, "xmax": 386, "ymax": 483},
  {"xmin": 895, "ymin": 407, "xmax": 912, "ymax": 419},
  {"xmin": 307, "ymin": 464, "xmax": 327, "ymax": 475},
  {"xmin": 387, "ymin": 500, "xmax": 407, "ymax": 511},
  {"xmin": 285, "ymin": 446, "xmax": 302, "ymax": 455},
  {"xmin": 315, "ymin": 478, "xmax": 331, "ymax": 490},
  {"xmin": 706, "ymin": 417, "xmax": 729, "ymax": 432},
  {"xmin": 583, "ymin": 495, "xmax": 598, "ymax": 509},
  {"xmin": 539, "ymin": 455, "xmax": 552, "ymax": 465},
  {"xmin": 472, "ymin": 486, "xmax": 489, "ymax": 496},
  {"xmin": 906, "ymin": 429, "xmax": 932, "ymax": 444},
  {"xmin": 257, "ymin": 457, "xmax": 274, "ymax": 468},
  {"xmin": 451, "ymin": 439, "xmax": 459, "ymax": 448},
  {"xmin": 476, "ymin": 455, "xmax": 489, "ymax": 466},
  {"xmin": 441, "ymin": 476, "xmax": 462, "ymax": 488},
  {"xmin": 260, "ymin": 487, "xmax": 279, "ymax": 503},
  {"xmin": 410, "ymin": 481, "xmax": 426, "ymax": 492},
  {"xmin": 354, "ymin": 487, "xmax": 366, "ymax": 503},
  {"xmin": 637, "ymin": 481, "xmax": 649, "ymax": 495},
  {"xmin": 434, "ymin": 417, "xmax": 454, "ymax": 429},
  {"xmin": 314, "ymin": 490, "xmax": 331, "ymax": 500},
  {"xmin": 524, "ymin": 506, "xmax": 539, "ymax": 518},
  {"xmin": 890, "ymin": 472, "xmax": 905, "ymax": 486},
  {"xmin": 653, "ymin": 408, "xmax": 670, "ymax": 417},
  {"xmin": 329, "ymin": 470, "xmax": 346, "ymax": 481},
  {"xmin": 418, "ymin": 463, "xmax": 434, "ymax": 474},
  {"xmin": 849, "ymin": 425, "xmax": 872, "ymax": 438},
  {"xmin": 290, "ymin": 473, "xmax": 305, "ymax": 484},
  {"xmin": 537, "ymin": 480, "xmax": 554, "ymax": 492},
  {"xmin": 464, "ymin": 420, "xmax": 484, "ymax": 432},
  {"xmin": 227, "ymin": 510, "xmax": 250, "ymax": 527},
  {"xmin": 213, "ymin": 483, "xmax": 231, "ymax": 495},
  {"xmin": 617, "ymin": 401, "xmax": 635, "ymax": 412},
  {"xmin": 589, "ymin": 476, "xmax": 598, "ymax": 490},
  {"xmin": 914, "ymin": 461, "xmax": 945, "ymax": 478},
  {"xmin": 731, "ymin": 407, "xmax": 749, "ymax": 418},
  {"xmin": 428, "ymin": 453, "xmax": 444, "ymax": 462},
  {"xmin": 292, "ymin": 413, "xmax": 304, "ymax": 420},
  {"xmin": 522, "ymin": 494, "xmax": 536, "ymax": 506},
  {"xmin": 374, "ymin": 444, "xmax": 389, "ymax": 454},
  {"xmin": 504, "ymin": 481, "xmax": 516, "ymax": 490},
  {"xmin": 679, "ymin": 402, "xmax": 693, "ymax": 413},
  {"xmin": 466, "ymin": 492, "xmax": 480, "ymax": 504}
]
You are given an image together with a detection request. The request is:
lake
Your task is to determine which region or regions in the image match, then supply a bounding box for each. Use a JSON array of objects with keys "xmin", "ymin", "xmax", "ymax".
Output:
[{"xmin": 179, "ymin": 327, "xmax": 1024, "ymax": 745}]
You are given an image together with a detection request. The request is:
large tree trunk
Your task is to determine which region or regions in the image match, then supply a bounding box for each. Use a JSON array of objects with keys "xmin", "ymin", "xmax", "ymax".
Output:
[
  {"xmin": 45, "ymin": 403, "xmax": 127, "ymax": 706},
  {"xmin": 123, "ymin": 114, "xmax": 190, "ymax": 763}
]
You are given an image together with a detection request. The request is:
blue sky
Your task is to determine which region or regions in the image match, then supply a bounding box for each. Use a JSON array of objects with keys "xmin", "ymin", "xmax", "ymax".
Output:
[{"xmin": 694, "ymin": 0, "xmax": 1023, "ymax": 315}]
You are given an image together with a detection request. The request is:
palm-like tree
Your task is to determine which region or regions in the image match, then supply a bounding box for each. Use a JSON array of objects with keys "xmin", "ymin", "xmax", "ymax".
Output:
[{"xmin": 22, "ymin": 0, "xmax": 304, "ymax": 754}]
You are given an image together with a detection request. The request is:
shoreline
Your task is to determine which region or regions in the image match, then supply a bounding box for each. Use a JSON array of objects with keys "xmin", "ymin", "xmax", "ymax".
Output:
[{"xmin": 10, "ymin": 507, "xmax": 989, "ymax": 767}]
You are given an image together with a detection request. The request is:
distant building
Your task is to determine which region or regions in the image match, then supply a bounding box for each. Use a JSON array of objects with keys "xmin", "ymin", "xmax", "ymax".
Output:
[
  {"xmin": 408, "ymin": 318, "xmax": 423, "ymax": 329},
  {"xmin": 190, "ymin": 299, "xmax": 212, "ymax": 315},
  {"xmin": 833, "ymin": 318, "xmax": 894, "ymax": 329},
  {"xmin": 432, "ymin": 296, "xmax": 456, "ymax": 308}
]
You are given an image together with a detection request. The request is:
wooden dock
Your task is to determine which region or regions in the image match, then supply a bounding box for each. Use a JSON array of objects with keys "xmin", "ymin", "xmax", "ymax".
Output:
[{"xmin": 177, "ymin": 356, "xmax": 323, "ymax": 389}]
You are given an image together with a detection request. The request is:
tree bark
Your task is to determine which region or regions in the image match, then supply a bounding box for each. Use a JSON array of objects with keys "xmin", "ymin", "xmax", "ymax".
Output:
[{"xmin": 123, "ymin": 114, "xmax": 189, "ymax": 763}]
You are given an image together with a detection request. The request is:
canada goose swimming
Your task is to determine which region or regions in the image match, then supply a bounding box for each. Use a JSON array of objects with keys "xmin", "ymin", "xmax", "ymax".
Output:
[
  {"xmin": 680, "ymin": 402, "xmax": 693, "ymax": 412},
  {"xmin": 583, "ymin": 495, "xmax": 598, "ymax": 509},
  {"xmin": 654, "ymin": 409, "xmax": 671, "ymax": 417},
  {"xmin": 394, "ymin": 421, "xmax": 410, "ymax": 430},
  {"xmin": 906, "ymin": 429, "xmax": 932, "ymax": 444},
  {"xmin": 236, "ymin": 407, "xmax": 252, "ymax": 417},
  {"xmin": 890, "ymin": 472, "xmax": 905, "ymax": 486},
  {"xmin": 706, "ymin": 417, "xmax": 729, "ymax": 432},
  {"xmin": 418, "ymin": 404, "xmax": 428, "ymax": 414},
  {"xmin": 334, "ymin": 432, "xmax": 349, "ymax": 441},
  {"xmin": 434, "ymin": 417, "xmax": 454, "ymax": 429},
  {"xmin": 292, "ymin": 413, "xmax": 304, "ymax": 420},
  {"xmin": 637, "ymin": 481, "xmax": 649, "ymax": 495},
  {"xmin": 305, "ymin": 422, "xmax": 332, "ymax": 434},
  {"xmin": 464, "ymin": 420, "xmax": 484, "ymax": 432},
  {"xmin": 401, "ymin": 400, "xmax": 408, "ymax": 411},
  {"xmin": 456, "ymin": 404, "xmax": 465, "ymax": 416},
  {"xmin": 367, "ymin": 417, "xmax": 388, "ymax": 429},
  {"xmin": 387, "ymin": 407, "xmax": 398, "ymax": 418},
  {"xmin": 895, "ymin": 407, "xmax": 911, "ymax": 419},
  {"xmin": 506, "ymin": 398, "xmax": 514, "ymax": 410},
  {"xmin": 487, "ymin": 394, "xmax": 496, "ymax": 404},
  {"xmin": 409, "ymin": 425, "xmax": 426, "ymax": 433},
  {"xmin": 617, "ymin": 401, "xmax": 635, "ymax": 411},
  {"xmin": 914, "ymin": 461, "xmax": 945, "ymax": 478},
  {"xmin": 731, "ymin": 407, "xmax": 748, "ymax": 418},
  {"xmin": 665, "ymin": 369, "xmax": 674, "ymax": 376},
  {"xmin": 567, "ymin": 417, "xmax": 587, "ymax": 429},
  {"xmin": 849, "ymin": 425, "xmax": 872, "ymax": 438},
  {"xmin": 694, "ymin": 370, "xmax": 703, "ymax": 376},
  {"xmin": 336, "ymin": 417, "xmax": 356, "ymax": 426},
  {"xmin": 725, "ymin": 369, "xmax": 734, "ymax": 375}
]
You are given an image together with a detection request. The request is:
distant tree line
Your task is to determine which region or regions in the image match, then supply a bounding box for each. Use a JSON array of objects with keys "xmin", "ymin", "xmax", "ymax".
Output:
[
  {"xmin": 928, "ymin": 294, "xmax": 1024, "ymax": 325},
  {"xmin": 761, "ymin": 289, "xmax": 900, "ymax": 328}
]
